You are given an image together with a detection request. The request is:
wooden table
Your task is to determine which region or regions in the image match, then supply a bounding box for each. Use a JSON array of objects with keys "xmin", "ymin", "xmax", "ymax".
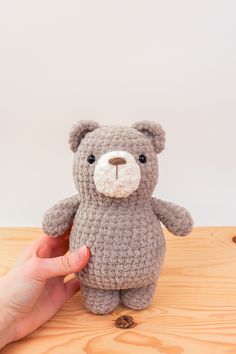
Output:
[{"xmin": 0, "ymin": 227, "xmax": 236, "ymax": 354}]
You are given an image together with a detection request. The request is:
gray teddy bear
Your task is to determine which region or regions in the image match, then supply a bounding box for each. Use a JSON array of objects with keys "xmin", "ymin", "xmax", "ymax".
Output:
[{"xmin": 42, "ymin": 120, "xmax": 193, "ymax": 314}]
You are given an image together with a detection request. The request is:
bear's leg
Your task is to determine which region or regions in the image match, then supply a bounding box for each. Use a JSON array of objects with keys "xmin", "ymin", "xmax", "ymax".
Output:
[
  {"xmin": 120, "ymin": 282, "xmax": 157, "ymax": 310},
  {"xmin": 80, "ymin": 284, "xmax": 120, "ymax": 314}
]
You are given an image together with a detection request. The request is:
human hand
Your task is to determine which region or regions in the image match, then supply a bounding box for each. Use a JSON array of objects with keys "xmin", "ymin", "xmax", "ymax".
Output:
[{"xmin": 0, "ymin": 230, "xmax": 90, "ymax": 349}]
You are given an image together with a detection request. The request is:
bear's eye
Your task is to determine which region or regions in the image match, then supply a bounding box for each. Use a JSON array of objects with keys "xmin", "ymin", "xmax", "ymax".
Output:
[
  {"xmin": 87, "ymin": 154, "xmax": 96, "ymax": 164},
  {"xmin": 139, "ymin": 154, "xmax": 147, "ymax": 163}
]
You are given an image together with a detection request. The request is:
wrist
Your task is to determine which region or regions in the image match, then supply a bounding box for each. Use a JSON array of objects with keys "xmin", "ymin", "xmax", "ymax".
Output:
[
  {"xmin": 0, "ymin": 308, "xmax": 15, "ymax": 349},
  {"xmin": 0, "ymin": 276, "xmax": 16, "ymax": 349}
]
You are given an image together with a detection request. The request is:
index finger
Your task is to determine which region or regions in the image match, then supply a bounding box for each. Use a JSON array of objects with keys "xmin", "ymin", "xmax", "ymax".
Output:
[{"xmin": 13, "ymin": 228, "xmax": 72, "ymax": 269}]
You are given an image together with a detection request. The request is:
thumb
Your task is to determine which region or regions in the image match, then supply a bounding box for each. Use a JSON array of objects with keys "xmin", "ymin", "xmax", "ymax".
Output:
[{"xmin": 26, "ymin": 245, "xmax": 90, "ymax": 281}]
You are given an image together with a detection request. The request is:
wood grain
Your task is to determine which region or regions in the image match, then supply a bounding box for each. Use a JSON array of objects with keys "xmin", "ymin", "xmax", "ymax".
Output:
[{"xmin": 0, "ymin": 227, "xmax": 236, "ymax": 354}]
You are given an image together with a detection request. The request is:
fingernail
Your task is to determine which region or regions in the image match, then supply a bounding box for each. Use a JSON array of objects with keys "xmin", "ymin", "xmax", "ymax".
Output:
[{"xmin": 77, "ymin": 245, "xmax": 88, "ymax": 259}]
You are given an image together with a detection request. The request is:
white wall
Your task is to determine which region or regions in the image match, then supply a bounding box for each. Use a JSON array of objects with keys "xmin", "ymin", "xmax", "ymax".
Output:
[{"xmin": 0, "ymin": 0, "xmax": 235, "ymax": 227}]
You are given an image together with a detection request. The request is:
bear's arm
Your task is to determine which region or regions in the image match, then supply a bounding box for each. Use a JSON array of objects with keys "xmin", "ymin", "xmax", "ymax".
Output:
[
  {"xmin": 42, "ymin": 195, "xmax": 80, "ymax": 237},
  {"xmin": 151, "ymin": 197, "xmax": 193, "ymax": 236}
]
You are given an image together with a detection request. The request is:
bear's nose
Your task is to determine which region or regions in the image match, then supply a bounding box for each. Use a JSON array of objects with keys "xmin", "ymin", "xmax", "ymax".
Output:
[{"xmin": 109, "ymin": 157, "xmax": 126, "ymax": 166}]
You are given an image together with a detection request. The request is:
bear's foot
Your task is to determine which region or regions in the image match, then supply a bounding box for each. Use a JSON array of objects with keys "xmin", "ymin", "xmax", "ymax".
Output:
[
  {"xmin": 81, "ymin": 284, "xmax": 120, "ymax": 314},
  {"xmin": 120, "ymin": 283, "xmax": 157, "ymax": 310}
]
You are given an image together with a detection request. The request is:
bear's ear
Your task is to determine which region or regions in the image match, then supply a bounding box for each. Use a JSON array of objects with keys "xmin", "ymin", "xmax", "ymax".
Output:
[
  {"xmin": 69, "ymin": 120, "xmax": 100, "ymax": 152},
  {"xmin": 132, "ymin": 120, "xmax": 166, "ymax": 154}
]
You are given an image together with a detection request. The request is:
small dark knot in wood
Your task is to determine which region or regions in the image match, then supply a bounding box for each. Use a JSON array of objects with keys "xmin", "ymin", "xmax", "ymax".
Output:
[
  {"xmin": 114, "ymin": 315, "xmax": 135, "ymax": 329},
  {"xmin": 232, "ymin": 236, "xmax": 236, "ymax": 243}
]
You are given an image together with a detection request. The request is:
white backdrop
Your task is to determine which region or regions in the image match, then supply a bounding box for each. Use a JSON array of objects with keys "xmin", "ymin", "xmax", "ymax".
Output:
[{"xmin": 0, "ymin": 0, "xmax": 235, "ymax": 226}]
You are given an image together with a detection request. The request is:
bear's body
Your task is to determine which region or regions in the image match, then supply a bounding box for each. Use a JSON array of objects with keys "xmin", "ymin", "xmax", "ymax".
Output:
[
  {"xmin": 70, "ymin": 199, "xmax": 165, "ymax": 290},
  {"xmin": 42, "ymin": 121, "xmax": 193, "ymax": 314}
]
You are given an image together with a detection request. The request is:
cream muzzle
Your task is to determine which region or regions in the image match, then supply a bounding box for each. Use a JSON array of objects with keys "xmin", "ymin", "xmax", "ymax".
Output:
[{"xmin": 94, "ymin": 150, "xmax": 141, "ymax": 198}]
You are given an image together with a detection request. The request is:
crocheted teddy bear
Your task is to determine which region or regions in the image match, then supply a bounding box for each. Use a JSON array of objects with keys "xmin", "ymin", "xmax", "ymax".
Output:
[{"xmin": 42, "ymin": 120, "xmax": 193, "ymax": 314}]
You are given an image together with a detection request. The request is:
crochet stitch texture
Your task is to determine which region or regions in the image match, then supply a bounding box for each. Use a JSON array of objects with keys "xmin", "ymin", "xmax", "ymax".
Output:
[{"xmin": 42, "ymin": 120, "xmax": 193, "ymax": 314}]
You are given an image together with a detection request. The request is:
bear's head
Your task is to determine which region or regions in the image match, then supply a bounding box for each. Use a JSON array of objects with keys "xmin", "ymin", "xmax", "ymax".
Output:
[{"xmin": 69, "ymin": 120, "xmax": 165, "ymax": 203}]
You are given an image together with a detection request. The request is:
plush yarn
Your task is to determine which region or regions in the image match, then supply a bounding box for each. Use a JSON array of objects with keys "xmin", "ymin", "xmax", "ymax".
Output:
[{"xmin": 42, "ymin": 120, "xmax": 193, "ymax": 314}]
